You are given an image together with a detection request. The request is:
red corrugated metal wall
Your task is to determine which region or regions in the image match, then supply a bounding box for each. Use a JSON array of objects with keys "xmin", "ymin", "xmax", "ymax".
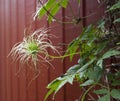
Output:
[{"xmin": 0, "ymin": 0, "xmax": 104, "ymax": 101}]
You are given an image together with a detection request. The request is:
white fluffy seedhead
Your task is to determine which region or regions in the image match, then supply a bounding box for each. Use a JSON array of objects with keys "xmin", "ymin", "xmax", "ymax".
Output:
[{"xmin": 8, "ymin": 28, "xmax": 60, "ymax": 72}]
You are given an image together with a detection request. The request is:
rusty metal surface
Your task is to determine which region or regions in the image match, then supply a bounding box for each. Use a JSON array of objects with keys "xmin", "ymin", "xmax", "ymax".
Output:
[{"xmin": 0, "ymin": 0, "xmax": 104, "ymax": 101}]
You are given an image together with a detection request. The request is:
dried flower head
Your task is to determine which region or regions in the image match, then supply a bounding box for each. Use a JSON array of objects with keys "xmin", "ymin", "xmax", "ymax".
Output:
[{"xmin": 8, "ymin": 28, "xmax": 59, "ymax": 71}]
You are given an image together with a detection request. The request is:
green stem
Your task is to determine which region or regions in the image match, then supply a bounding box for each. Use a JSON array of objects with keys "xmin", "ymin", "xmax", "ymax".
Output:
[
  {"xmin": 48, "ymin": 52, "xmax": 80, "ymax": 59},
  {"xmin": 81, "ymin": 85, "xmax": 95, "ymax": 101},
  {"xmin": 96, "ymin": 83, "xmax": 108, "ymax": 89}
]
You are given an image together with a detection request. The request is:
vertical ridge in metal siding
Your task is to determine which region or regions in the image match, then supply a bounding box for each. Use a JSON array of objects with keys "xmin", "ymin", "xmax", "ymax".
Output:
[
  {"xmin": 9, "ymin": 1, "xmax": 13, "ymax": 101},
  {"xmin": 16, "ymin": 1, "xmax": 20, "ymax": 101},
  {"xmin": 10, "ymin": 0, "xmax": 19, "ymax": 101},
  {"xmin": 17, "ymin": 0, "xmax": 27, "ymax": 101},
  {"xmin": 48, "ymin": 8, "xmax": 64, "ymax": 101},
  {"xmin": 62, "ymin": 7, "xmax": 66, "ymax": 101},
  {"xmin": 5, "ymin": 0, "xmax": 12, "ymax": 100},
  {"xmin": 1, "ymin": 0, "xmax": 7, "ymax": 100},
  {"xmin": 81, "ymin": 0, "xmax": 86, "ymax": 27},
  {"xmin": 0, "ymin": 0, "xmax": 2, "ymax": 100},
  {"xmin": 0, "ymin": 0, "xmax": 4, "ymax": 101},
  {"xmin": 64, "ymin": 1, "xmax": 83, "ymax": 101}
]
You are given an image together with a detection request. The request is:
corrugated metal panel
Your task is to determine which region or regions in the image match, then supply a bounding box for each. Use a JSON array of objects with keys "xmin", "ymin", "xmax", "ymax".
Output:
[
  {"xmin": 64, "ymin": 0, "xmax": 84, "ymax": 100},
  {"xmin": 0, "ymin": 0, "xmax": 2, "ymax": 100},
  {"xmin": 1, "ymin": 0, "xmax": 7, "ymax": 101},
  {"xmin": 0, "ymin": 0, "xmax": 104, "ymax": 101},
  {"xmin": 64, "ymin": 1, "xmax": 104, "ymax": 101},
  {"xmin": 48, "ymin": 9, "xmax": 65, "ymax": 101}
]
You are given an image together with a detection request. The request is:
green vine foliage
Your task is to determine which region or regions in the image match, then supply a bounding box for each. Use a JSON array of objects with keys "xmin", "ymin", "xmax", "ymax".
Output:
[
  {"xmin": 35, "ymin": 0, "xmax": 120, "ymax": 101},
  {"xmin": 35, "ymin": 0, "xmax": 69, "ymax": 23}
]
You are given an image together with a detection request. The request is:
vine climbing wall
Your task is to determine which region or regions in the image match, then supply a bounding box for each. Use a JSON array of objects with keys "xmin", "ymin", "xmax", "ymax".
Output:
[{"xmin": 0, "ymin": 0, "xmax": 104, "ymax": 101}]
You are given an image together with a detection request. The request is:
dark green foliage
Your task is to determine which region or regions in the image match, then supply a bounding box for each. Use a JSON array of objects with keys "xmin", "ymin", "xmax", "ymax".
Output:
[
  {"xmin": 35, "ymin": 0, "xmax": 120, "ymax": 101},
  {"xmin": 44, "ymin": 24, "xmax": 120, "ymax": 100},
  {"xmin": 36, "ymin": 0, "xmax": 68, "ymax": 23}
]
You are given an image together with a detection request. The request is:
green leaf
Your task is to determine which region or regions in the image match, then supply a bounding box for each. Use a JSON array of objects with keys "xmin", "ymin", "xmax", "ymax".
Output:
[
  {"xmin": 114, "ymin": 18, "xmax": 120, "ymax": 23},
  {"xmin": 84, "ymin": 24, "xmax": 93, "ymax": 33},
  {"xmin": 97, "ymin": 19, "xmax": 105, "ymax": 29},
  {"xmin": 38, "ymin": 0, "xmax": 56, "ymax": 19},
  {"xmin": 66, "ymin": 58, "xmax": 96, "ymax": 82},
  {"xmin": 94, "ymin": 41, "xmax": 108, "ymax": 55},
  {"xmin": 94, "ymin": 66, "xmax": 103, "ymax": 81},
  {"xmin": 117, "ymin": 42, "xmax": 120, "ymax": 45},
  {"xmin": 60, "ymin": 0, "xmax": 68, "ymax": 8},
  {"xmin": 88, "ymin": 66, "xmax": 103, "ymax": 81},
  {"xmin": 112, "ymin": 80, "xmax": 120, "ymax": 86},
  {"xmin": 78, "ymin": 0, "xmax": 81, "ymax": 3},
  {"xmin": 102, "ymin": 50, "xmax": 120, "ymax": 59},
  {"xmin": 45, "ymin": 75, "xmax": 75, "ymax": 101},
  {"xmin": 44, "ymin": 79, "xmax": 62, "ymax": 101},
  {"xmin": 77, "ymin": 57, "xmax": 96, "ymax": 73},
  {"xmin": 48, "ymin": 3, "xmax": 60, "ymax": 23},
  {"xmin": 80, "ymin": 79, "xmax": 94, "ymax": 87},
  {"xmin": 67, "ymin": 64, "xmax": 80, "ymax": 74},
  {"xmin": 94, "ymin": 89, "xmax": 108, "ymax": 95},
  {"xmin": 111, "ymin": 89, "xmax": 120, "ymax": 100},
  {"xmin": 107, "ymin": 73, "xmax": 115, "ymax": 82},
  {"xmin": 64, "ymin": 75, "xmax": 75, "ymax": 84},
  {"xmin": 80, "ymin": 25, "xmax": 97, "ymax": 42},
  {"xmin": 109, "ymin": 1, "xmax": 120, "ymax": 11},
  {"xmin": 81, "ymin": 27, "xmax": 97, "ymax": 47},
  {"xmin": 44, "ymin": 88, "xmax": 54, "ymax": 101},
  {"xmin": 98, "ymin": 94, "xmax": 110, "ymax": 101},
  {"xmin": 97, "ymin": 59, "xmax": 103, "ymax": 68},
  {"xmin": 36, "ymin": 0, "xmax": 69, "ymax": 20},
  {"xmin": 97, "ymin": 50, "xmax": 120, "ymax": 68},
  {"xmin": 66, "ymin": 37, "xmax": 80, "ymax": 61}
]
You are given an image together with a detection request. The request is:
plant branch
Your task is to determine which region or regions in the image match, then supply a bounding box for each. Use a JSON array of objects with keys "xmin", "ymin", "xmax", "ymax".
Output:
[
  {"xmin": 48, "ymin": 52, "xmax": 80, "ymax": 59},
  {"xmin": 37, "ymin": 0, "xmax": 74, "ymax": 24},
  {"xmin": 81, "ymin": 85, "xmax": 95, "ymax": 101}
]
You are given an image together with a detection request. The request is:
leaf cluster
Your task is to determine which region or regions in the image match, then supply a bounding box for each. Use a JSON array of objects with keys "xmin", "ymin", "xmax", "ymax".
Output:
[
  {"xmin": 45, "ymin": 24, "xmax": 120, "ymax": 101},
  {"xmin": 35, "ymin": 0, "xmax": 120, "ymax": 101}
]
